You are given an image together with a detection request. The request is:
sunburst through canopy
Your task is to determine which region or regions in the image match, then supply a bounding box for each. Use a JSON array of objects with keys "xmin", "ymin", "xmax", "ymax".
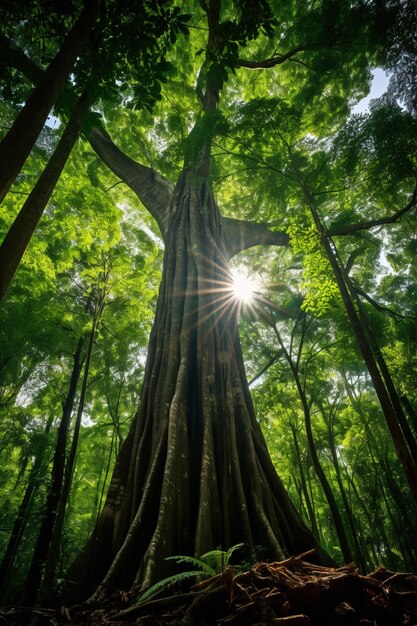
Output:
[{"xmin": 230, "ymin": 266, "xmax": 259, "ymax": 304}]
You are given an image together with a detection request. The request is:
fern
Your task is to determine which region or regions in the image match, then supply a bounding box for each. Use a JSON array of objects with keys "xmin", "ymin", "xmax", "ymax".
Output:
[
  {"xmin": 136, "ymin": 543, "xmax": 246, "ymax": 604},
  {"xmin": 200, "ymin": 543, "xmax": 245, "ymax": 573},
  {"xmin": 137, "ymin": 570, "xmax": 206, "ymax": 603},
  {"xmin": 165, "ymin": 555, "xmax": 217, "ymax": 577}
]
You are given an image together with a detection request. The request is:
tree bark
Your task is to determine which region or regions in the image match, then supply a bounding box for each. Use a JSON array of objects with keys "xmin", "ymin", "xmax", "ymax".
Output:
[
  {"xmin": 0, "ymin": 85, "xmax": 91, "ymax": 303},
  {"xmin": 348, "ymin": 283, "xmax": 417, "ymax": 464},
  {"xmin": 0, "ymin": 0, "xmax": 100, "ymax": 203},
  {"xmin": 65, "ymin": 170, "xmax": 321, "ymax": 601}
]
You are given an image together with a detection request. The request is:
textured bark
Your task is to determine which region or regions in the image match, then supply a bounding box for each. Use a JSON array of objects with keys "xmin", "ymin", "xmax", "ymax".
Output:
[
  {"xmin": 0, "ymin": 85, "xmax": 91, "ymax": 303},
  {"xmin": 65, "ymin": 170, "xmax": 320, "ymax": 601},
  {"xmin": 0, "ymin": 0, "xmax": 100, "ymax": 202},
  {"xmin": 88, "ymin": 127, "xmax": 173, "ymax": 237}
]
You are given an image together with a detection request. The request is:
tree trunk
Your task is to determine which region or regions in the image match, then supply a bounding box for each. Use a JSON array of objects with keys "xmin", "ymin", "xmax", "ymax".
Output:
[
  {"xmin": 42, "ymin": 303, "xmax": 101, "ymax": 600},
  {"xmin": 289, "ymin": 422, "xmax": 319, "ymax": 538},
  {"xmin": 297, "ymin": 175, "xmax": 417, "ymax": 505},
  {"xmin": 20, "ymin": 338, "xmax": 84, "ymax": 605},
  {"xmin": 344, "ymin": 375, "xmax": 417, "ymax": 569},
  {"xmin": 65, "ymin": 171, "xmax": 321, "ymax": 601},
  {"xmin": 346, "ymin": 278, "xmax": 417, "ymax": 463},
  {"xmin": 323, "ymin": 405, "xmax": 365, "ymax": 570},
  {"xmin": 0, "ymin": 85, "xmax": 91, "ymax": 303},
  {"xmin": 271, "ymin": 320, "xmax": 353, "ymax": 564},
  {"xmin": 0, "ymin": 0, "xmax": 100, "ymax": 203},
  {"xmin": 0, "ymin": 414, "xmax": 54, "ymax": 603}
]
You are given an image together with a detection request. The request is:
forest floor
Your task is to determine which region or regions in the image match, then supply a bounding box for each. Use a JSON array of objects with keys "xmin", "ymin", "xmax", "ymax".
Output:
[{"xmin": 2, "ymin": 551, "xmax": 417, "ymax": 625}]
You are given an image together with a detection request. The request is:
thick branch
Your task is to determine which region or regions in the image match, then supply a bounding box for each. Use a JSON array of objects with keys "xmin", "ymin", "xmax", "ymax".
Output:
[
  {"xmin": 89, "ymin": 127, "xmax": 173, "ymax": 237},
  {"xmin": 326, "ymin": 183, "xmax": 417, "ymax": 237},
  {"xmin": 222, "ymin": 217, "xmax": 289, "ymax": 259}
]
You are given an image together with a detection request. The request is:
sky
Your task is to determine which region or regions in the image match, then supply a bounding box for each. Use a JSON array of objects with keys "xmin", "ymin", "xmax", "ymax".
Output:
[{"xmin": 351, "ymin": 68, "xmax": 390, "ymax": 114}]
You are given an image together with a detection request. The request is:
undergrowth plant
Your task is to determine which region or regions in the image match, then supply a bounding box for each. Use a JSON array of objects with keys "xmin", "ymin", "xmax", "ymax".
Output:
[{"xmin": 136, "ymin": 543, "xmax": 245, "ymax": 603}]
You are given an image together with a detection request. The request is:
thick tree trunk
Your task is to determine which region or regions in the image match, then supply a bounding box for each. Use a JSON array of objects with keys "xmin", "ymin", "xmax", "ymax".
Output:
[
  {"xmin": 0, "ymin": 86, "xmax": 91, "ymax": 303},
  {"xmin": 66, "ymin": 170, "xmax": 320, "ymax": 601},
  {"xmin": 0, "ymin": 0, "xmax": 100, "ymax": 203}
]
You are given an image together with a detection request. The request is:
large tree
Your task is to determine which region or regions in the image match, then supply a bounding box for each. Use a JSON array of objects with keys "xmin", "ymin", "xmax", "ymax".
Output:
[{"xmin": 66, "ymin": 1, "xmax": 324, "ymax": 598}]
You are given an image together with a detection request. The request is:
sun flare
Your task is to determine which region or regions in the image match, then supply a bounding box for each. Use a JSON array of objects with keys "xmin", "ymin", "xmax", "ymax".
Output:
[{"xmin": 231, "ymin": 267, "xmax": 259, "ymax": 304}]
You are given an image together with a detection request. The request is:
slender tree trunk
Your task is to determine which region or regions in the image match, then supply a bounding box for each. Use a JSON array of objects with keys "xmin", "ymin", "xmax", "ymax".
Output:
[
  {"xmin": 0, "ymin": 415, "xmax": 54, "ymax": 603},
  {"xmin": 65, "ymin": 171, "xmax": 322, "ymax": 602},
  {"xmin": 344, "ymin": 376, "xmax": 417, "ymax": 569},
  {"xmin": 0, "ymin": 86, "xmax": 91, "ymax": 303},
  {"xmin": 324, "ymin": 407, "xmax": 365, "ymax": 570},
  {"xmin": 289, "ymin": 422, "xmax": 319, "ymax": 537},
  {"xmin": 42, "ymin": 307, "xmax": 101, "ymax": 600},
  {"xmin": 297, "ymin": 175, "xmax": 417, "ymax": 505},
  {"xmin": 381, "ymin": 457, "xmax": 417, "ymax": 568},
  {"xmin": 344, "ymin": 474, "xmax": 380, "ymax": 567},
  {"xmin": 401, "ymin": 394, "xmax": 417, "ymax": 435},
  {"xmin": 302, "ymin": 397, "xmax": 353, "ymax": 563},
  {"xmin": 0, "ymin": 0, "xmax": 100, "ymax": 203},
  {"xmin": 20, "ymin": 338, "xmax": 84, "ymax": 606},
  {"xmin": 346, "ymin": 277, "xmax": 417, "ymax": 463},
  {"xmin": 272, "ymin": 321, "xmax": 353, "ymax": 563}
]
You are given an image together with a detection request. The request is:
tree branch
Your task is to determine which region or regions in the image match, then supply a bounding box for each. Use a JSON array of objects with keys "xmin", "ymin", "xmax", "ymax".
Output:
[
  {"xmin": 88, "ymin": 127, "xmax": 173, "ymax": 238},
  {"xmin": 326, "ymin": 182, "xmax": 417, "ymax": 237},
  {"xmin": 222, "ymin": 217, "xmax": 288, "ymax": 259},
  {"xmin": 236, "ymin": 45, "xmax": 314, "ymax": 69},
  {"xmin": 248, "ymin": 349, "xmax": 284, "ymax": 387},
  {"xmin": 1, "ymin": 34, "xmax": 173, "ymax": 237},
  {"xmin": 353, "ymin": 284, "xmax": 410, "ymax": 320},
  {"xmin": 0, "ymin": 34, "xmax": 43, "ymax": 84}
]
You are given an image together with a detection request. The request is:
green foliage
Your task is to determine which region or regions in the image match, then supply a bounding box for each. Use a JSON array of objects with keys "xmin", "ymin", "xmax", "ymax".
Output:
[
  {"xmin": 137, "ymin": 544, "xmax": 245, "ymax": 603},
  {"xmin": 286, "ymin": 216, "xmax": 339, "ymax": 316}
]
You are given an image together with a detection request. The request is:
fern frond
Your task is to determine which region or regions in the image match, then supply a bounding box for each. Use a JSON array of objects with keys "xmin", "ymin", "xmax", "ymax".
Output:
[
  {"xmin": 136, "ymin": 570, "xmax": 205, "ymax": 603},
  {"xmin": 200, "ymin": 549, "xmax": 227, "ymax": 573},
  {"xmin": 165, "ymin": 555, "xmax": 216, "ymax": 577},
  {"xmin": 226, "ymin": 542, "xmax": 245, "ymax": 564},
  {"xmin": 200, "ymin": 543, "xmax": 246, "ymax": 573}
]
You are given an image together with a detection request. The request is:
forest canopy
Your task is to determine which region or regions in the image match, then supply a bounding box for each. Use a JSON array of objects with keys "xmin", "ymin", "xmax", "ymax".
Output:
[{"xmin": 0, "ymin": 0, "xmax": 416, "ymax": 611}]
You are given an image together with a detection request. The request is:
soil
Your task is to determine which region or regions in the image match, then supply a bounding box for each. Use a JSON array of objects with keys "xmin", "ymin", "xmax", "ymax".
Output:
[{"xmin": 2, "ymin": 551, "xmax": 417, "ymax": 625}]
